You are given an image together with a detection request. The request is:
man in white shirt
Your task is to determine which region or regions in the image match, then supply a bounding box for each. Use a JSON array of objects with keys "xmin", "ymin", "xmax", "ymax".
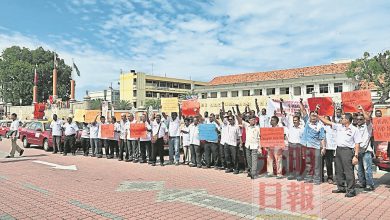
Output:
[
  {"xmin": 97, "ymin": 116, "xmax": 109, "ymax": 158},
  {"xmin": 5, "ymin": 113, "xmax": 24, "ymax": 158},
  {"xmin": 323, "ymin": 116, "xmax": 337, "ymax": 184},
  {"xmin": 151, "ymin": 114, "xmax": 168, "ymax": 166},
  {"xmin": 189, "ymin": 117, "xmax": 201, "ymax": 168},
  {"xmin": 204, "ymin": 113, "xmax": 221, "ymax": 169},
  {"xmin": 221, "ymin": 115, "xmax": 241, "ymax": 174},
  {"xmin": 80, "ymin": 122, "xmax": 90, "ymax": 156},
  {"xmin": 127, "ymin": 113, "xmax": 139, "ymax": 162},
  {"xmin": 108, "ymin": 116, "xmax": 120, "ymax": 159},
  {"xmin": 238, "ymin": 115, "xmax": 260, "ymax": 179},
  {"xmin": 139, "ymin": 113, "xmax": 152, "ymax": 163},
  {"xmin": 118, "ymin": 114, "xmax": 128, "ymax": 161},
  {"xmin": 255, "ymin": 98, "xmax": 270, "ymax": 128},
  {"xmin": 50, "ymin": 114, "xmax": 63, "ymax": 154},
  {"xmin": 167, "ymin": 111, "xmax": 181, "ymax": 165},
  {"xmin": 89, "ymin": 114, "xmax": 100, "ymax": 157},
  {"xmin": 62, "ymin": 116, "xmax": 79, "ymax": 156}
]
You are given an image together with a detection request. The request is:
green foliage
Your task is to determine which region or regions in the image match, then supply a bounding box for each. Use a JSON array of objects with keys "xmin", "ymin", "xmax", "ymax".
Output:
[
  {"xmin": 0, "ymin": 46, "xmax": 72, "ymax": 105},
  {"xmin": 90, "ymin": 99, "xmax": 102, "ymax": 110},
  {"xmin": 114, "ymin": 100, "xmax": 132, "ymax": 110},
  {"xmin": 144, "ymin": 99, "xmax": 161, "ymax": 110},
  {"xmin": 346, "ymin": 51, "xmax": 390, "ymax": 104}
]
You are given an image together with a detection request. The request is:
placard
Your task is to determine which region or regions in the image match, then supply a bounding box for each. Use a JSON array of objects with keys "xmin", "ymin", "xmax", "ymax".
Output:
[
  {"xmin": 130, "ymin": 123, "xmax": 147, "ymax": 139},
  {"xmin": 341, "ymin": 90, "xmax": 372, "ymax": 112},
  {"xmin": 161, "ymin": 98, "xmax": 179, "ymax": 113},
  {"xmin": 199, "ymin": 124, "xmax": 218, "ymax": 142},
  {"xmin": 84, "ymin": 110, "xmax": 101, "ymax": 123},
  {"xmin": 74, "ymin": 109, "xmax": 86, "ymax": 122},
  {"xmin": 373, "ymin": 117, "xmax": 390, "ymax": 141},
  {"xmin": 308, "ymin": 97, "xmax": 334, "ymax": 116},
  {"xmin": 260, "ymin": 127, "xmax": 285, "ymax": 148},
  {"xmin": 182, "ymin": 100, "xmax": 200, "ymax": 116},
  {"xmin": 100, "ymin": 124, "xmax": 115, "ymax": 139}
]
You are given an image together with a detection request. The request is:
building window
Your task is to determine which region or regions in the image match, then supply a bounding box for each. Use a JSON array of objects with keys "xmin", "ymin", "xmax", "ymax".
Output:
[
  {"xmin": 220, "ymin": 92, "xmax": 228, "ymax": 97},
  {"xmin": 202, "ymin": 93, "xmax": 207, "ymax": 99},
  {"xmin": 266, "ymin": 88, "xmax": 275, "ymax": 95},
  {"xmin": 159, "ymin": 81, "xmax": 167, "ymax": 87},
  {"xmin": 334, "ymin": 83, "xmax": 343, "ymax": 93},
  {"xmin": 179, "ymin": 83, "xmax": 185, "ymax": 89},
  {"xmin": 146, "ymin": 91, "xmax": 153, "ymax": 97},
  {"xmin": 133, "ymin": 78, "xmax": 137, "ymax": 85},
  {"xmin": 185, "ymin": 84, "xmax": 191, "ymax": 90},
  {"xmin": 231, "ymin": 91, "xmax": 239, "ymax": 97},
  {"xmin": 254, "ymin": 89, "xmax": 262, "ymax": 96},
  {"xmin": 319, "ymin": 84, "xmax": 329, "ymax": 93},
  {"xmin": 280, "ymin": 87, "xmax": 289, "ymax": 95},
  {"xmin": 210, "ymin": 92, "xmax": 217, "ymax": 98},
  {"xmin": 242, "ymin": 90, "xmax": 250, "ymax": 96},
  {"xmin": 133, "ymin": 90, "xmax": 137, "ymax": 97},
  {"xmin": 306, "ymin": 85, "xmax": 314, "ymax": 94},
  {"xmin": 294, "ymin": 87, "xmax": 301, "ymax": 96}
]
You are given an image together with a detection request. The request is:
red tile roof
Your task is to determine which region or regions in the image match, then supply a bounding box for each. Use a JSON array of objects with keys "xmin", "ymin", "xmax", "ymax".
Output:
[{"xmin": 209, "ymin": 63, "xmax": 350, "ymax": 86}]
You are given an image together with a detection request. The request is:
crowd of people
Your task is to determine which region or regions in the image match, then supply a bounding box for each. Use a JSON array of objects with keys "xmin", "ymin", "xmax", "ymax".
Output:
[{"xmin": 4, "ymin": 97, "xmax": 387, "ymax": 198}]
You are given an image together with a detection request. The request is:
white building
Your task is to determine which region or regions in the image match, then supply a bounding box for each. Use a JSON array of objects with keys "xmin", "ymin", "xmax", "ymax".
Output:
[{"xmin": 89, "ymin": 89, "xmax": 120, "ymax": 103}]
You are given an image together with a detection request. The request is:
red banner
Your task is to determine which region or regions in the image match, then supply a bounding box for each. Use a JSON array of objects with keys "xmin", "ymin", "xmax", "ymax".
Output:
[
  {"xmin": 260, "ymin": 127, "xmax": 285, "ymax": 148},
  {"xmin": 100, "ymin": 124, "xmax": 115, "ymax": 139},
  {"xmin": 373, "ymin": 117, "xmax": 390, "ymax": 141},
  {"xmin": 130, "ymin": 123, "xmax": 147, "ymax": 139},
  {"xmin": 341, "ymin": 90, "xmax": 372, "ymax": 113},
  {"xmin": 34, "ymin": 103, "xmax": 45, "ymax": 119},
  {"xmin": 182, "ymin": 100, "xmax": 200, "ymax": 116},
  {"xmin": 308, "ymin": 97, "xmax": 334, "ymax": 116}
]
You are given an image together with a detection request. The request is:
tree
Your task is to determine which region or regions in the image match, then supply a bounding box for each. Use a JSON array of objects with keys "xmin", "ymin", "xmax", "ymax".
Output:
[
  {"xmin": 346, "ymin": 51, "xmax": 390, "ymax": 104},
  {"xmin": 90, "ymin": 99, "xmax": 102, "ymax": 110},
  {"xmin": 0, "ymin": 46, "xmax": 72, "ymax": 105},
  {"xmin": 114, "ymin": 100, "xmax": 132, "ymax": 110},
  {"xmin": 144, "ymin": 99, "xmax": 161, "ymax": 110}
]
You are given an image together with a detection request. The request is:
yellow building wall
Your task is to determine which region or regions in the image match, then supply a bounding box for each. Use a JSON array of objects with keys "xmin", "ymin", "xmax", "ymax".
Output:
[
  {"xmin": 119, "ymin": 74, "xmax": 134, "ymax": 101},
  {"xmin": 198, "ymin": 95, "xmax": 290, "ymax": 114}
]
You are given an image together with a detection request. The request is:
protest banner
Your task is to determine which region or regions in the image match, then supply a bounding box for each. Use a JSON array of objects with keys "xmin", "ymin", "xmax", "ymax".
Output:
[
  {"xmin": 182, "ymin": 100, "xmax": 200, "ymax": 116},
  {"xmin": 100, "ymin": 124, "xmax": 115, "ymax": 139},
  {"xmin": 161, "ymin": 98, "xmax": 179, "ymax": 113},
  {"xmin": 266, "ymin": 99, "xmax": 308, "ymax": 117},
  {"xmin": 74, "ymin": 109, "xmax": 86, "ymax": 122},
  {"xmin": 130, "ymin": 123, "xmax": 147, "ymax": 139},
  {"xmin": 114, "ymin": 111, "xmax": 128, "ymax": 120},
  {"xmin": 260, "ymin": 127, "xmax": 285, "ymax": 148},
  {"xmin": 84, "ymin": 110, "xmax": 101, "ymax": 123},
  {"xmin": 341, "ymin": 90, "xmax": 372, "ymax": 112},
  {"xmin": 307, "ymin": 97, "xmax": 334, "ymax": 116},
  {"xmin": 373, "ymin": 117, "xmax": 390, "ymax": 141},
  {"xmin": 199, "ymin": 124, "xmax": 218, "ymax": 142}
]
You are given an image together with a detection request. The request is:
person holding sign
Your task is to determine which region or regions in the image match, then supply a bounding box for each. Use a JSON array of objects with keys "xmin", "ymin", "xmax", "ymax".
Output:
[
  {"xmin": 319, "ymin": 113, "xmax": 362, "ymax": 197},
  {"xmin": 237, "ymin": 114, "xmax": 260, "ymax": 179},
  {"xmin": 221, "ymin": 115, "xmax": 241, "ymax": 174},
  {"xmin": 127, "ymin": 114, "xmax": 139, "ymax": 162},
  {"xmin": 151, "ymin": 114, "xmax": 168, "ymax": 166},
  {"xmin": 203, "ymin": 113, "xmax": 221, "ymax": 169},
  {"xmin": 118, "ymin": 114, "xmax": 128, "ymax": 161},
  {"xmin": 97, "ymin": 116, "xmax": 109, "ymax": 159},
  {"xmin": 109, "ymin": 116, "xmax": 120, "ymax": 159},
  {"xmin": 322, "ymin": 116, "xmax": 337, "ymax": 184},
  {"xmin": 88, "ymin": 114, "xmax": 100, "ymax": 157},
  {"xmin": 355, "ymin": 106, "xmax": 375, "ymax": 192},
  {"xmin": 299, "ymin": 100, "xmax": 325, "ymax": 185},
  {"xmin": 139, "ymin": 113, "xmax": 152, "ymax": 163},
  {"xmin": 167, "ymin": 111, "xmax": 182, "ymax": 166}
]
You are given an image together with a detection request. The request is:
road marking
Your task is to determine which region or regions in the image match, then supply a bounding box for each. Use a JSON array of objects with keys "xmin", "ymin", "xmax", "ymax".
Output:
[
  {"xmin": 32, "ymin": 160, "xmax": 77, "ymax": 171},
  {"xmin": 23, "ymin": 183, "xmax": 49, "ymax": 195},
  {"xmin": 116, "ymin": 181, "xmax": 165, "ymax": 192},
  {"xmin": 0, "ymin": 214, "xmax": 16, "ymax": 220},
  {"xmin": 69, "ymin": 200, "xmax": 123, "ymax": 220}
]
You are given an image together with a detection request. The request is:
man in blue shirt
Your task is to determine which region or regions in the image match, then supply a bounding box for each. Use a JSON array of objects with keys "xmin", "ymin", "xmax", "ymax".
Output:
[{"xmin": 299, "ymin": 100, "xmax": 325, "ymax": 185}]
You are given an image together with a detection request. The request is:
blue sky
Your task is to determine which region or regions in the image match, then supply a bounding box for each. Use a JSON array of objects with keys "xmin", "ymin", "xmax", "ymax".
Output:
[{"xmin": 1, "ymin": 0, "xmax": 390, "ymax": 100}]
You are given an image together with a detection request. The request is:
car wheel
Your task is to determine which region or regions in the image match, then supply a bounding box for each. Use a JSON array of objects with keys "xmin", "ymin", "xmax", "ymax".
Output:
[
  {"xmin": 43, "ymin": 139, "xmax": 50, "ymax": 152},
  {"xmin": 23, "ymin": 137, "xmax": 30, "ymax": 148}
]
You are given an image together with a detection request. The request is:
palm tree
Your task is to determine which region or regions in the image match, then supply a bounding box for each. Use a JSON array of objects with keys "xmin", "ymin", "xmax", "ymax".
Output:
[{"xmin": 114, "ymin": 100, "xmax": 132, "ymax": 110}]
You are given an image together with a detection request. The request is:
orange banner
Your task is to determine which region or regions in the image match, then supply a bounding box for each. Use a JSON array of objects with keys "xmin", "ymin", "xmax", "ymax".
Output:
[
  {"xmin": 341, "ymin": 90, "xmax": 372, "ymax": 113},
  {"xmin": 260, "ymin": 127, "xmax": 285, "ymax": 148},
  {"xmin": 308, "ymin": 97, "xmax": 334, "ymax": 116},
  {"xmin": 84, "ymin": 110, "xmax": 101, "ymax": 123},
  {"xmin": 182, "ymin": 100, "xmax": 200, "ymax": 116},
  {"xmin": 100, "ymin": 124, "xmax": 115, "ymax": 139},
  {"xmin": 114, "ymin": 112, "xmax": 128, "ymax": 121},
  {"xmin": 130, "ymin": 123, "xmax": 147, "ymax": 139},
  {"xmin": 373, "ymin": 117, "xmax": 390, "ymax": 141}
]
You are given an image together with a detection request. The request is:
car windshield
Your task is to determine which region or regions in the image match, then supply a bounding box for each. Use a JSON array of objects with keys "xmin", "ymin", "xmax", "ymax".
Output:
[{"xmin": 44, "ymin": 123, "xmax": 51, "ymax": 130}]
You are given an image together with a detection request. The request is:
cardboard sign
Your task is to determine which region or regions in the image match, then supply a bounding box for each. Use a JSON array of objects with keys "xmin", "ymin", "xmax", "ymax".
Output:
[
  {"xmin": 161, "ymin": 98, "xmax": 179, "ymax": 113},
  {"xmin": 260, "ymin": 127, "xmax": 285, "ymax": 148},
  {"xmin": 308, "ymin": 97, "xmax": 334, "ymax": 116},
  {"xmin": 84, "ymin": 110, "xmax": 101, "ymax": 123},
  {"xmin": 114, "ymin": 112, "xmax": 128, "ymax": 121},
  {"xmin": 74, "ymin": 109, "xmax": 86, "ymax": 122},
  {"xmin": 373, "ymin": 117, "xmax": 390, "ymax": 141},
  {"xmin": 199, "ymin": 124, "xmax": 218, "ymax": 142},
  {"xmin": 100, "ymin": 124, "xmax": 115, "ymax": 139},
  {"xmin": 341, "ymin": 90, "xmax": 372, "ymax": 113},
  {"xmin": 182, "ymin": 100, "xmax": 200, "ymax": 116},
  {"xmin": 130, "ymin": 123, "xmax": 147, "ymax": 139}
]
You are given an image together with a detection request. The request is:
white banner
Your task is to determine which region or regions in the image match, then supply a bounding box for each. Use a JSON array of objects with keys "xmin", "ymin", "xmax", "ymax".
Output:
[{"xmin": 266, "ymin": 99, "xmax": 309, "ymax": 118}]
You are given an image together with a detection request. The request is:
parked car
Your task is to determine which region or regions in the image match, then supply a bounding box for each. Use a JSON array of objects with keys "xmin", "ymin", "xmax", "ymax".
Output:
[
  {"xmin": 0, "ymin": 120, "xmax": 12, "ymax": 138},
  {"xmin": 19, "ymin": 120, "xmax": 54, "ymax": 151},
  {"xmin": 373, "ymin": 141, "xmax": 390, "ymax": 172}
]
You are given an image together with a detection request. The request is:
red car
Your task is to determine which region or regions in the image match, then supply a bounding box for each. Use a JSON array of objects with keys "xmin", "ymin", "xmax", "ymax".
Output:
[
  {"xmin": 374, "ymin": 141, "xmax": 390, "ymax": 172},
  {"xmin": 0, "ymin": 120, "xmax": 12, "ymax": 138},
  {"xmin": 19, "ymin": 120, "xmax": 55, "ymax": 151}
]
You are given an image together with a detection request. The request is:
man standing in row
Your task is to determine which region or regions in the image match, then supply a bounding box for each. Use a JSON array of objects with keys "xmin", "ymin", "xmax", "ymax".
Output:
[
  {"xmin": 50, "ymin": 114, "xmax": 63, "ymax": 154},
  {"xmin": 151, "ymin": 114, "xmax": 168, "ymax": 166},
  {"xmin": 5, "ymin": 113, "xmax": 24, "ymax": 158},
  {"xmin": 62, "ymin": 116, "xmax": 79, "ymax": 156}
]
